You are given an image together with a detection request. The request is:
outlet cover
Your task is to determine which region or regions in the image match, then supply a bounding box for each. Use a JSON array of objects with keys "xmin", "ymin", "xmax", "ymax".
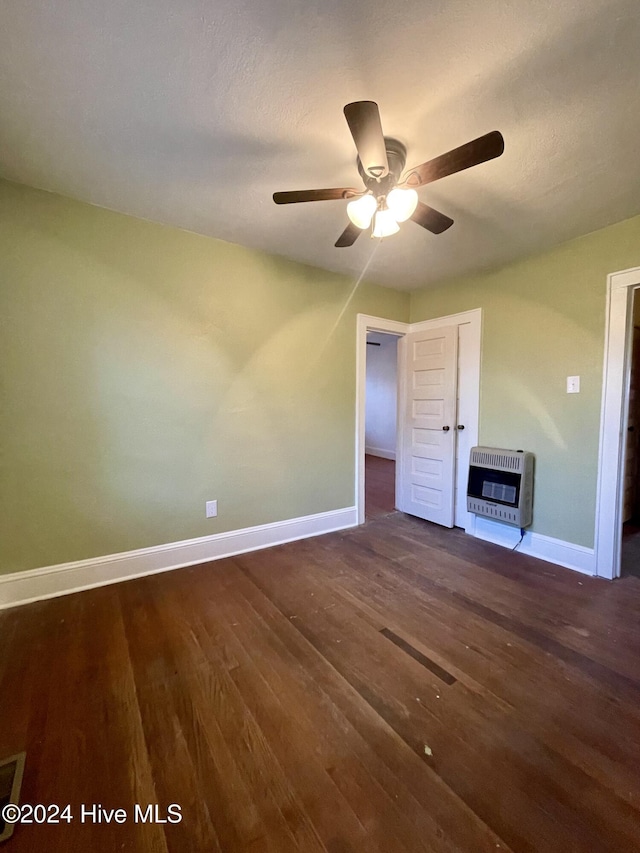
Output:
[{"xmin": 205, "ymin": 500, "xmax": 218, "ymax": 518}]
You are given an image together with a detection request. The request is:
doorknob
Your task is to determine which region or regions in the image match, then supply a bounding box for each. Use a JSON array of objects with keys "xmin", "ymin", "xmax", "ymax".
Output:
[
  {"xmin": 457, "ymin": 424, "xmax": 465, "ymax": 430},
  {"xmin": 442, "ymin": 426, "xmax": 450, "ymax": 431}
]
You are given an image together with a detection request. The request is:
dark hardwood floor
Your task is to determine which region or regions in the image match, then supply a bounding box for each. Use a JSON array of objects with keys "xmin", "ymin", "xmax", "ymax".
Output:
[
  {"xmin": 365, "ymin": 454, "xmax": 396, "ymax": 519},
  {"xmin": 2, "ymin": 513, "xmax": 640, "ymax": 851}
]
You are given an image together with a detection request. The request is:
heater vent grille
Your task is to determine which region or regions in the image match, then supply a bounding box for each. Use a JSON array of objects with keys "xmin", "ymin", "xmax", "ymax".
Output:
[
  {"xmin": 470, "ymin": 448, "xmax": 525, "ymax": 473},
  {"xmin": 0, "ymin": 752, "xmax": 26, "ymax": 842},
  {"xmin": 467, "ymin": 499, "xmax": 519, "ymax": 523}
]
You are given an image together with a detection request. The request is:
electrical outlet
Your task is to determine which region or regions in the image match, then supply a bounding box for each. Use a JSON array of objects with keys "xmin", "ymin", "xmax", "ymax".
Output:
[
  {"xmin": 567, "ymin": 376, "xmax": 580, "ymax": 394},
  {"xmin": 205, "ymin": 500, "xmax": 218, "ymax": 518}
]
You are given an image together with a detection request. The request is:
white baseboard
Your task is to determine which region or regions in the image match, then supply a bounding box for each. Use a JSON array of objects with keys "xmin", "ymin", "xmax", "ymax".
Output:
[
  {"xmin": 0, "ymin": 506, "xmax": 358, "ymax": 611},
  {"xmin": 365, "ymin": 446, "xmax": 396, "ymax": 461},
  {"xmin": 471, "ymin": 516, "xmax": 596, "ymax": 576}
]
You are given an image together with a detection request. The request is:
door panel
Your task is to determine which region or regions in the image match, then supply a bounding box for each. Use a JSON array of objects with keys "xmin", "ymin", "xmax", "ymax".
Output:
[
  {"xmin": 454, "ymin": 322, "xmax": 474, "ymax": 528},
  {"xmin": 398, "ymin": 325, "xmax": 458, "ymax": 527}
]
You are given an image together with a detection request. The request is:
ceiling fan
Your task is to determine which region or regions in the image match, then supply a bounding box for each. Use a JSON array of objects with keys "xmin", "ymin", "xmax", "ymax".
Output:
[{"xmin": 273, "ymin": 101, "xmax": 504, "ymax": 247}]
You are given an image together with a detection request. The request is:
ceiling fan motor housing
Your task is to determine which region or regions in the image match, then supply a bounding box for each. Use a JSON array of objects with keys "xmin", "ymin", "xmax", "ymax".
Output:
[{"xmin": 358, "ymin": 137, "xmax": 407, "ymax": 197}]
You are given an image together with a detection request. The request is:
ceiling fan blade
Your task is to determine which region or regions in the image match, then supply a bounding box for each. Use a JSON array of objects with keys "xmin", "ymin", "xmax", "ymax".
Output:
[
  {"xmin": 335, "ymin": 222, "xmax": 362, "ymax": 248},
  {"xmin": 402, "ymin": 130, "xmax": 504, "ymax": 188},
  {"xmin": 273, "ymin": 188, "xmax": 361, "ymax": 204},
  {"xmin": 343, "ymin": 101, "xmax": 389, "ymax": 179},
  {"xmin": 410, "ymin": 202, "xmax": 454, "ymax": 234}
]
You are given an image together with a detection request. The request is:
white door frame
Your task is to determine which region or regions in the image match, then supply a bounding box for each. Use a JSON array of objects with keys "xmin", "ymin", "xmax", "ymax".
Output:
[
  {"xmin": 355, "ymin": 308, "xmax": 481, "ymax": 528},
  {"xmin": 356, "ymin": 314, "xmax": 409, "ymax": 524},
  {"xmin": 595, "ymin": 266, "xmax": 640, "ymax": 579}
]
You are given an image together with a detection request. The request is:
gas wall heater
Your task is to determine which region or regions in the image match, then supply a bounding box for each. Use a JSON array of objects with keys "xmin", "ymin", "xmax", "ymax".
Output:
[{"xmin": 467, "ymin": 446, "xmax": 534, "ymax": 527}]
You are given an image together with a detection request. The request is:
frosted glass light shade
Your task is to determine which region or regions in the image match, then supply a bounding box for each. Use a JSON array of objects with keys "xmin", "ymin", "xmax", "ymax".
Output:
[
  {"xmin": 386, "ymin": 187, "xmax": 418, "ymax": 222},
  {"xmin": 346, "ymin": 194, "xmax": 377, "ymax": 229},
  {"xmin": 372, "ymin": 208, "xmax": 400, "ymax": 238}
]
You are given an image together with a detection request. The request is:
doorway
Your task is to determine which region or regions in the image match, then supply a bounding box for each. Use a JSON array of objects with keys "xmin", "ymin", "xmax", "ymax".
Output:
[
  {"xmin": 356, "ymin": 314, "xmax": 408, "ymax": 525},
  {"xmin": 355, "ymin": 310, "xmax": 481, "ymax": 530},
  {"xmin": 596, "ymin": 266, "xmax": 640, "ymax": 579},
  {"xmin": 364, "ymin": 331, "xmax": 400, "ymax": 519},
  {"xmin": 620, "ymin": 288, "xmax": 640, "ymax": 576},
  {"xmin": 396, "ymin": 310, "xmax": 481, "ymax": 532}
]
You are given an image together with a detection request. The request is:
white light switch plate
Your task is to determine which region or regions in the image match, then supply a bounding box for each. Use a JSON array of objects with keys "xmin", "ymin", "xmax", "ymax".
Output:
[
  {"xmin": 567, "ymin": 376, "xmax": 580, "ymax": 394},
  {"xmin": 205, "ymin": 500, "xmax": 218, "ymax": 518}
]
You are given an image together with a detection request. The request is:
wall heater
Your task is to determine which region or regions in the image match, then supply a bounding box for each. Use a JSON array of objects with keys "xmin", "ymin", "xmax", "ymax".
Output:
[{"xmin": 467, "ymin": 446, "xmax": 534, "ymax": 527}]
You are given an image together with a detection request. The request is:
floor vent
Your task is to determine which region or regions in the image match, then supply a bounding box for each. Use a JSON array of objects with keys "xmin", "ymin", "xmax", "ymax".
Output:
[
  {"xmin": 0, "ymin": 753, "xmax": 26, "ymax": 843},
  {"xmin": 380, "ymin": 628, "xmax": 456, "ymax": 685}
]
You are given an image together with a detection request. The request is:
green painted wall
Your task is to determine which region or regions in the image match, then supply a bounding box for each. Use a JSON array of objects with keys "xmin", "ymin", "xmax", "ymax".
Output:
[
  {"xmin": 0, "ymin": 180, "xmax": 409, "ymax": 574},
  {"xmin": 411, "ymin": 215, "xmax": 640, "ymax": 548}
]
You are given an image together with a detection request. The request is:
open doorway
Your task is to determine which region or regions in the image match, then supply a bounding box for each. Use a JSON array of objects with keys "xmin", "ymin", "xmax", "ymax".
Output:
[
  {"xmin": 355, "ymin": 311, "xmax": 480, "ymax": 530},
  {"xmin": 365, "ymin": 332, "xmax": 400, "ymax": 520},
  {"xmin": 356, "ymin": 314, "xmax": 409, "ymax": 525},
  {"xmin": 621, "ymin": 288, "xmax": 640, "ymax": 576},
  {"xmin": 596, "ymin": 266, "xmax": 640, "ymax": 579}
]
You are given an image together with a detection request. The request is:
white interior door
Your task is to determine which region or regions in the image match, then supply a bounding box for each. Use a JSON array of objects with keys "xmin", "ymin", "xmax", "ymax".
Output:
[{"xmin": 397, "ymin": 325, "xmax": 458, "ymax": 526}]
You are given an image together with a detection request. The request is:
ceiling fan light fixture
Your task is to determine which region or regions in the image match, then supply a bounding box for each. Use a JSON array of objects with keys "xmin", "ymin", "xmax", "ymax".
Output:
[
  {"xmin": 346, "ymin": 193, "xmax": 377, "ymax": 229},
  {"xmin": 386, "ymin": 187, "xmax": 418, "ymax": 222},
  {"xmin": 372, "ymin": 208, "xmax": 400, "ymax": 239},
  {"xmin": 273, "ymin": 101, "xmax": 504, "ymax": 249}
]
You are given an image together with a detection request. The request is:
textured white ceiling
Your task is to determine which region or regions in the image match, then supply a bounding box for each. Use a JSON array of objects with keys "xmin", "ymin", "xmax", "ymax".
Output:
[{"xmin": 1, "ymin": 0, "xmax": 639, "ymax": 290}]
